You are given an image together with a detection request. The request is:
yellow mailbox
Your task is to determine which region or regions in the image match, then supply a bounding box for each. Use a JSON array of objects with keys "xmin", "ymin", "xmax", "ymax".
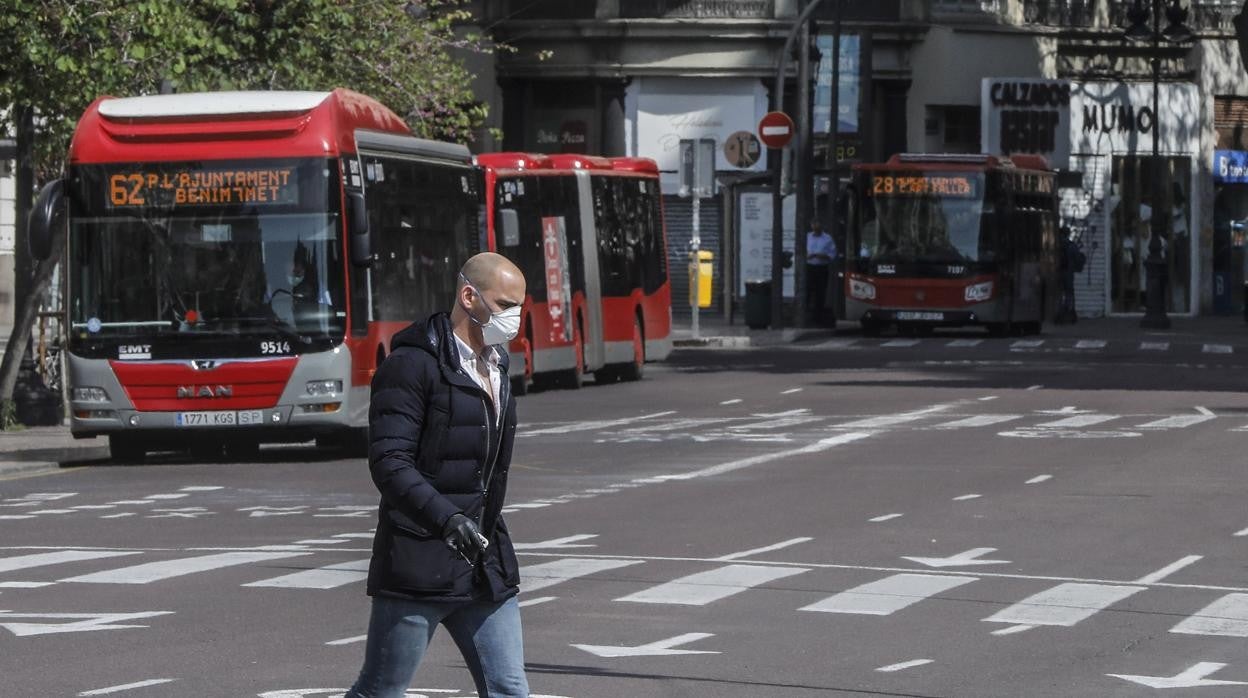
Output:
[{"xmin": 688, "ymin": 250, "xmax": 714, "ymax": 309}]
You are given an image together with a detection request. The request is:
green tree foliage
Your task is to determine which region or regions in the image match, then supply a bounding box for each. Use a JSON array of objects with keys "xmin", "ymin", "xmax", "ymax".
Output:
[{"xmin": 0, "ymin": 0, "xmax": 489, "ymax": 177}]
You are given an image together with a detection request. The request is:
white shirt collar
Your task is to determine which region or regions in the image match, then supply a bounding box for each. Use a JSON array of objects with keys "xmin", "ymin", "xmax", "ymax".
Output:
[{"xmin": 452, "ymin": 331, "xmax": 499, "ymax": 370}]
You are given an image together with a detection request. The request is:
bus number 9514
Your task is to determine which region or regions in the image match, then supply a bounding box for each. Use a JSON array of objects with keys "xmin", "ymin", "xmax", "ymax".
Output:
[{"xmin": 260, "ymin": 341, "xmax": 291, "ymax": 355}]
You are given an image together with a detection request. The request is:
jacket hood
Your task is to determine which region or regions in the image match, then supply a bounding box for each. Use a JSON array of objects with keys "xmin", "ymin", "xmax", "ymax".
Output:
[{"xmin": 390, "ymin": 312, "xmax": 510, "ymax": 373}]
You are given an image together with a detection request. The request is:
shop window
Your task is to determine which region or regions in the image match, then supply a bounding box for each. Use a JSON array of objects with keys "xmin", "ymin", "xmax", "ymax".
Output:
[{"xmin": 1109, "ymin": 156, "xmax": 1191, "ymax": 314}]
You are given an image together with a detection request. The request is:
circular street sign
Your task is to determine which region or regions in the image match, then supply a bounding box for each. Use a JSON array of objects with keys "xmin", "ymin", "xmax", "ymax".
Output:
[
  {"xmin": 758, "ymin": 111, "xmax": 795, "ymax": 149},
  {"xmin": 723, "ymin": 130, "xmax": 762, "ymax": 168}
]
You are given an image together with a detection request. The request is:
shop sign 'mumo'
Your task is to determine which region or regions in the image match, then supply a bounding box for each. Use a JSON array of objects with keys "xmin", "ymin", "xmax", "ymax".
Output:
[{"xmin": 981, "ymin": 79, "xmax": 1072, "ymax": 163}]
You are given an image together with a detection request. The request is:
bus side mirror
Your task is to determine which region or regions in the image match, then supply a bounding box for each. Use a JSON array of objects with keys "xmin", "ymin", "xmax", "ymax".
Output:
[
  {"xmin": 500, "ymin": 208, "xmax": 520, "ymax": 247},
  {"xmin": 348, "ymin": 191, "xmax": 371, "ymax": 267},
  {"xmin": 29, "ymin": 178, "xmax": 65, "ymax": 261}
]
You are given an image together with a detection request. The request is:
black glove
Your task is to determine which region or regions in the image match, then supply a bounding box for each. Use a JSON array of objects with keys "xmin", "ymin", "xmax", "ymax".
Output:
[{"xmin": 442, "ymin": 513, "xmax": 488, "ymax": 560}]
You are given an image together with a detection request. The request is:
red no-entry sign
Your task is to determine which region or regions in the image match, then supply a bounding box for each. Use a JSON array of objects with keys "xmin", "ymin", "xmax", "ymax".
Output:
[{"xmin": 758, "ymin": 111, "xmax": 795, "ymax": 149}]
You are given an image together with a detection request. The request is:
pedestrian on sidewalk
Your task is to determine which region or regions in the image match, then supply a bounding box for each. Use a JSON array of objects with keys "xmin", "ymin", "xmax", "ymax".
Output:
[
  {"xmin": 806, "ymin": 219, "xmax": 836, "ymax": 325},
  {"xmin": 346, "ymin": 252, "xmax": 529, "ymax": 698}
]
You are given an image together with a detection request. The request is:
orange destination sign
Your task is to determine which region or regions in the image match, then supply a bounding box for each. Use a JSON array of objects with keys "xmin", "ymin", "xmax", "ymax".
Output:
[
  {"xmin": 871, "ymin": 173, "xmax": 978, "ymax": 198},
  {"xmin": 108, "ymin": 167, "xmax": 298, "ymax": 207}
]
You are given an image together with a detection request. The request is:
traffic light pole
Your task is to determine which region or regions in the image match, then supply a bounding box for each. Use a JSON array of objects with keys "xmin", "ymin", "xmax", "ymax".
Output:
[{"xmin": 771, "ymin": 0, "xmax": 828, "ymax": 329}]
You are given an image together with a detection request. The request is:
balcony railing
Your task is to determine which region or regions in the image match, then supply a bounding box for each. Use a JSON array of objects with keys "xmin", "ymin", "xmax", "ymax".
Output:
[
  {"xmin": 1024, "ymin": 0, "xmax": 1240, "ymax": 33},
  {"xmin": 620, "ymin": 0, "xmax": 775, "ymax": 19}
]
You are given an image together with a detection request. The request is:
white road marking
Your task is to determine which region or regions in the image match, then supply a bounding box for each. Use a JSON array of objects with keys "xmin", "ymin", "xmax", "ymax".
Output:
[
  {"xmin": 781, "ymin": 388, "xmax": 803, "ymax": 394},
  {"xmin": 978, "ymin": 396, "xmax": 999, "ymax": 401},
  {"xmin": 719, "ymin": 399, "xmax": 743, "ymax": 405},
  {"xmin": 100, "ymin": 513, "xmax": 135, "ymax": 519},
  {"xmin": 325, "ymin": 634, "xmax": 367, "ymax": 646},
  {"xmin": 952, "ymin": 494, "xmax": 982, "ymax": 501},
  {"xmin": 0, "ymin": 611, "xmax": 174, "ymax": 637},
  {"xmin": 656, "ymin": 432, "xmax": 872, "ymax": 481},
  {"xmin": 876, "ymin": 659, "xmax": 934, "ymax": 673},
  {"xmin": 1135, "ymin": 415, "xmax": 1215, "ymax": 429},
  {"xmin": 1025, "ymin": 385, "xmax": 1042, "ymax": 391},
  {"xmin": 514, "ymin": 534, "xmax": 598, "ymax": 551},
  {"xmin": 0, "ymin": 550, "xmax": 141, "ymax": 574},
  {"xmin": 1134, "ymin": 555, "xmax": 1203, "ymax": 584},
  {"xmin": 1074, "ymin": 340, "xmax": 1107, "ymax": 349},
  {"xmin": 991, "ymin": 624, "xmax": 1036, "ymax": 636},
  {"xmin": 1109, "ymin": 662, "xmax": 1248, "ymax": 689},
  {"xmin": 518, "ymin": 596, "xmax": 557, "ymax": 608},
  {"xmin": 109, "ymin": 500, "xmax": 156, "ymax": 506},
  {"xmin": 947, "ymin": 339, "xmax": 983, "ymax": 347},
  {"xmin": 243, "ymin": 559, "xmax": 370, "ymax": 589},
  {"xmin": 62, "ymin": 551, "xmax": 311, "ymax": 585},
  {"xmin": 833, "ymin": 403, "xmax": 958, "ymax": 429},
  {"xmin": 1171, "ymin": 593, "xmax": 1248, "ymax": 637},
  {"xmin": 26, "ymin": 493, "xmax": 76, "ymax": 500},
  {"xmin": 728, "ymin": 416, "xmax": 823, "ymax": 431},
  {"xmin": 143, "ymin": 494, "xmax": 188, "ymax": 500},
  {"xmin": 0, "ymin": 515, "xmax": 35, "ymax": 520},
  {"xmin": 882, "ymin": 339, "xmax": 920, "ymax": 348},
  {"xmin": 1204, "ymin": 344, "xmax": 1233, "ymax": 354},
  {"xmin": 983, "ymin": 583, "xmax": 1144, "ymax": 628},
  {"xmin": 1196, "ymin": 406, "xmax": 1215, "ymax": 416},
  {"xmin": 714, "ymin": 537, "xmax": 812, "ymax": 561},
  {"xmin": 78, "ymin": 679, "xmax": 177, "ymax": 695},
  {"xmin": 801, "ymin": 574, "xmax": 977, "ymax": 615},
  {"xmin": 1025, "ymin": 475, "xmax": 1053, "ymax": 484},
  {"xmin": 616, "ymin": 418, "xmax": 720, "ymax": 434},
  {"xmin": 903, "ymin": 548, "xmax": 1009, "ymax": 568},
  {"xmin": 816, "ymin": 339, "xmax": 858, "ymax": 349},
  {"xmin": 932, "ymin": 415, "xmax": 1020, "ymax": 429},
  {"xmin": 178, "ymin": 486, "xmax": 223, "ymax": 492},
  {"xmin": 1011, "ymin": 340, "xmax": 1045, "ymax": 348},
  {"xmin": 1139, "ymin": 341, "xmax": 1169, "ymax": 351},
  {"xmin": 71, "ymin": 505, "xmax": 116, "ymax": 510},
  {"xmin": 521, "ymin": 558, "xmax": 643, "ymax": 593},
  {"xmin": 293, "ymin": 539, "xmax": 347, "ymax": 545},
  {"xmin": 617, "ymin": 564, "xmax": 808, "ymax": 606},
  {"xmin": 574, "ymin": 632, "xmax": 719, "ymax": 658},
  {"xmin": 520, "ymin": 411, "xmax": 677, "ymax": 437},
  {"xmin": 1235, "ymin": 528, "xmax": 1248, "ymax": 537},
  {"xmin": 1035, "ymin": 414, "xmax": 1119, "ymax": 428},
  {"xmin": 869, "ymin": 513, "xmax": 903, "ymax": 522},
  {"xmin": 0, "ymin": 581, "xmax": 54, "ymax": 588},
  {"xmin": 30, "ymin": 509, "xmax": 77, "ymax": 515}
]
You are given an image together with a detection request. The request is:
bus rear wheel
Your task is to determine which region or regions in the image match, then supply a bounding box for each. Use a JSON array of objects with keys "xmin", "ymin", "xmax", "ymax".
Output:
[
  {"xmin": 619, "ymin": 314, "xmax": 645, "ymax": 382},
  {"xmin": 108, "ymin": 434, "xmax": 146, "ymax": 464}
]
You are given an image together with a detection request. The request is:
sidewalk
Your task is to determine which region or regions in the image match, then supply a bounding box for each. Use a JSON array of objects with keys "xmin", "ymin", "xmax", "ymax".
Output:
[
  {"xmin": 0, "ymin": 426, "xmax": 108, "ymax": 478},
  {"xmin": 672, "ymin": 312, "xmax": 1248, "ymax": 348}
]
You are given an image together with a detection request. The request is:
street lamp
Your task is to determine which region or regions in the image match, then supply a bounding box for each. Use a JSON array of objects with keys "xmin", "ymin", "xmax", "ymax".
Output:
[{"xmin": 1124, "ymin": 0, "xmax": 1191, "ymax": 329}]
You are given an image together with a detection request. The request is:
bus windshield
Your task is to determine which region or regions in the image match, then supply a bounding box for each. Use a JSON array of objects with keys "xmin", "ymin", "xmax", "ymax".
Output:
[
  {"xmin": 69, "ymin": 159, "xmax": 345, "ymax": 345},
  {"xmin": 855, "ymin": 171, "xmax": 992, "ymax": 269}
]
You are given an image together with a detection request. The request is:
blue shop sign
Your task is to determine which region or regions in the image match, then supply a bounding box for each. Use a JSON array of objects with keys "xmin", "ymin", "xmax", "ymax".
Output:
[{"xmin": 1214, "ymin": 150, "xmax": 1248, "ymax": 183}]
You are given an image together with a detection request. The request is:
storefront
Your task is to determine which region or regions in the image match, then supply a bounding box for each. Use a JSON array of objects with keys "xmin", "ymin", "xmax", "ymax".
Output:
[{"xmin": 983, "ymin": 78, "xmax": 1201, "ymax": 317}]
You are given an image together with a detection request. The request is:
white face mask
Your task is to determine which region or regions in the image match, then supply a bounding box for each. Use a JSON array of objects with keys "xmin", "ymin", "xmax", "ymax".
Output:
[
  {"xmin": 464, "ymin": 278, "xmax": 521, "ymax": 345},
  {"xmin": 288, "ymin": 273, "xmax": 305, "ymax": 287}
]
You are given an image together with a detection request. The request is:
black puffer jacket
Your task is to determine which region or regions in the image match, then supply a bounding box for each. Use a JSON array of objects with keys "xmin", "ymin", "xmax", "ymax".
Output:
[{"xmin": 364, "ymin": 312, "xmax": 519, "ymax": 602}]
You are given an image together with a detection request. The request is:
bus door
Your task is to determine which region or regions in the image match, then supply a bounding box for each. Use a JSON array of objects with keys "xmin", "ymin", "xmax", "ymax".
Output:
[{"xmin": 574, "ymin": 170, "xmax": 606, "ymax": 371}]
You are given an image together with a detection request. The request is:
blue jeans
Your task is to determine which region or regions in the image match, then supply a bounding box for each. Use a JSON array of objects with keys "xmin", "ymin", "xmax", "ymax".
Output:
[{"xmin": 345, "ymin": 595, "xmax": 529, "ymax": 698}]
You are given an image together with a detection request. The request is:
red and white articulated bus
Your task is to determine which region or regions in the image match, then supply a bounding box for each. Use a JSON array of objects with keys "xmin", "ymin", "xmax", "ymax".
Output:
[
  {"xmin": 476, "ymin": 153, "xmax": 673, "ymax": 392},
  {"xmin": 844, "ymin": 153, "xmax": 1060, "ymax": 335},
  {"xmin": 29, "ymin": 89, "xmax": 482, "ymax": 461}
]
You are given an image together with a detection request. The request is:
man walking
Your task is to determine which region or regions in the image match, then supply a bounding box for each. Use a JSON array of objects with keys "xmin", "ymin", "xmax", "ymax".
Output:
[{"xmin": 346, "ymin": 252, "xmax": 529, "ymax": 698}]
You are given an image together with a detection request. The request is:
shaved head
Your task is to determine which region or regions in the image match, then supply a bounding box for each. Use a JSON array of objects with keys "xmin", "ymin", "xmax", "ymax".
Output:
[{"xmin": 459, "ymin": 252, "xmax": 523, "ymax": 293}]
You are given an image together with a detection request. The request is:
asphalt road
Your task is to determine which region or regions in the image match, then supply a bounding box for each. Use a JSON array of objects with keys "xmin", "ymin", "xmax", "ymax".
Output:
[{"xmin": 4, "ymin": 333, "xmax": 1248, "ymax": 697}]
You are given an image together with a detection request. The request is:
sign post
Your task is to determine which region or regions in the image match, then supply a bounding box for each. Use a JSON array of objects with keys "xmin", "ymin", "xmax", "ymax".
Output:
[{"xmin": 679, "ymin": 138, "xmax": 716, "ymax": 339}]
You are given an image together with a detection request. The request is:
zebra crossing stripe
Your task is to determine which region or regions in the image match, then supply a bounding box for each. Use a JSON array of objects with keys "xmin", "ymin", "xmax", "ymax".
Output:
[
  {"xmin": 1075, "ymin": 340, "xmax": 1107, "ymax": 349},
  {"xmin": 1203, "ymin": 344, "xmax": 1233, "ymax": 354},
  {"xmin": 0, "ymin": 550, "xmax": 141, "ymax": 574},
  {"xmin": 1135, "ymin": 415, "xmax": 1216, "ymax": 429},
  {"xmin": 932, "ymin": 415, "xmax": 1021, "ymax": 429},
  {"xmin": 817, "ymin": 339, "xmax": 858, "ymax": 349},
  {"xmin": 947, "ymin": 339, "xmax": 983, "ymax": 347},
  {"xmin": 1170, "ymin": 593, "xmax": 1248, "ymax": 637},
  {"xmin": 1011, "ymin": 340, "xmax": 1044, "ymax": 348},
  {"xmin": 616, "ymin": 564, "xmax": 808, "ymax": 606},
  {"xmin": 521, "ymin": 558, "xmax": 643, "ymax": 593},
  {"xmin": 882, "ymin": 339, "xmax": 920, "ymax": 348},
  {"xmin": 800, "ymin": 574, "xmax": 977, "ymax": 616},
  {"xmin": 60, "ymin": 551, "xmax": 311, "ymax": 585},
  {"xmin": 1035, "ymin": 414, "xmax": 1119, "ymax": 428},
  {"xmin": 982, "ymin": 583, "xmax": 1144, "ymax": 627},
  {"xmin": 1140, "ymin": 341, "xmax": 1169, "ymax": 351},
  {"xmin": 242, "ymin": 558, "xmax": 370, "ymax": 589}
]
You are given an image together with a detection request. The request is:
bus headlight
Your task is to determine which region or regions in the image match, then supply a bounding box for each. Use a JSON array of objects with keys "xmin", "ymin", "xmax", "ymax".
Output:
[
  {"xmin": 964, "ymin": 281, "xmax": 993, "ymax": 302},
  {"xmin": 306, "ymin": 380, "xmax": 342, "ymax": 396},
  {"xmin": 849, "ymin": 278, "xmax": 876, "ymax": 300},
  {"xmin": 72, "ymin": 387, "xmax": 110, "ymax": 403}
]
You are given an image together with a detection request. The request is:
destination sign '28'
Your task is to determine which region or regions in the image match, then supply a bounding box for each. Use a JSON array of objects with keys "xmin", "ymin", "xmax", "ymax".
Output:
[
  {"xmin": 871, "ymin": 173, "xmax": 979, "ymax": 198},
  {"xmin": 107, "ymin": 166, "xmax": 298, "ymax": 208}
]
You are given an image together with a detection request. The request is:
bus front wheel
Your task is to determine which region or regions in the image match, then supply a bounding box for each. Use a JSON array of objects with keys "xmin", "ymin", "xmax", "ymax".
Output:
[{"xmin": 618, "ymin": 314, "xmax": 645, "ymax": 382}]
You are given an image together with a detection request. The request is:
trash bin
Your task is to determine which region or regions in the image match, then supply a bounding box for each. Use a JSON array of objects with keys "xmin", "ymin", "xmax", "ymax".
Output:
[{"xmin": 744, "ymin": 279, "xmax": 771, "ymax": 330}]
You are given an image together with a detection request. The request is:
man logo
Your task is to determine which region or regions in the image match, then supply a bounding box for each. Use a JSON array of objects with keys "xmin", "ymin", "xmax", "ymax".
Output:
[{"xmin": 177, "ymin": 385, "xmax": 233, "ymax": 398}]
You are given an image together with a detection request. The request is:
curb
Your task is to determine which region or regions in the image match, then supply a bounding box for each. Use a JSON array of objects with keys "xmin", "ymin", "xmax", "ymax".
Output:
[
  {"xmin": 672, "ymin": 336, "xmax": 751, "ymax": 349},
  {"xmin": 0, "ymin": 460, "xmax": 71, "ymax": 478}
]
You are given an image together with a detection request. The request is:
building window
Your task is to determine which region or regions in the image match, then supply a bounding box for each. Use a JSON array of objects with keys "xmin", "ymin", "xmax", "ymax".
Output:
[
  {"xmin": 933, "ymin": 0, "xmax": 1003, "ymax": 14},
  {"xmin": 925, "ymin": 105, "xmax": 981, "ymax": 154}
]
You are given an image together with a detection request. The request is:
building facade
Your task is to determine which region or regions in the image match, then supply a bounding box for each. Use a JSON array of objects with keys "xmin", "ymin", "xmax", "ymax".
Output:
[{"xmin": 482, "ymin": 0, "xmax": 1248, "ymax": 319}]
